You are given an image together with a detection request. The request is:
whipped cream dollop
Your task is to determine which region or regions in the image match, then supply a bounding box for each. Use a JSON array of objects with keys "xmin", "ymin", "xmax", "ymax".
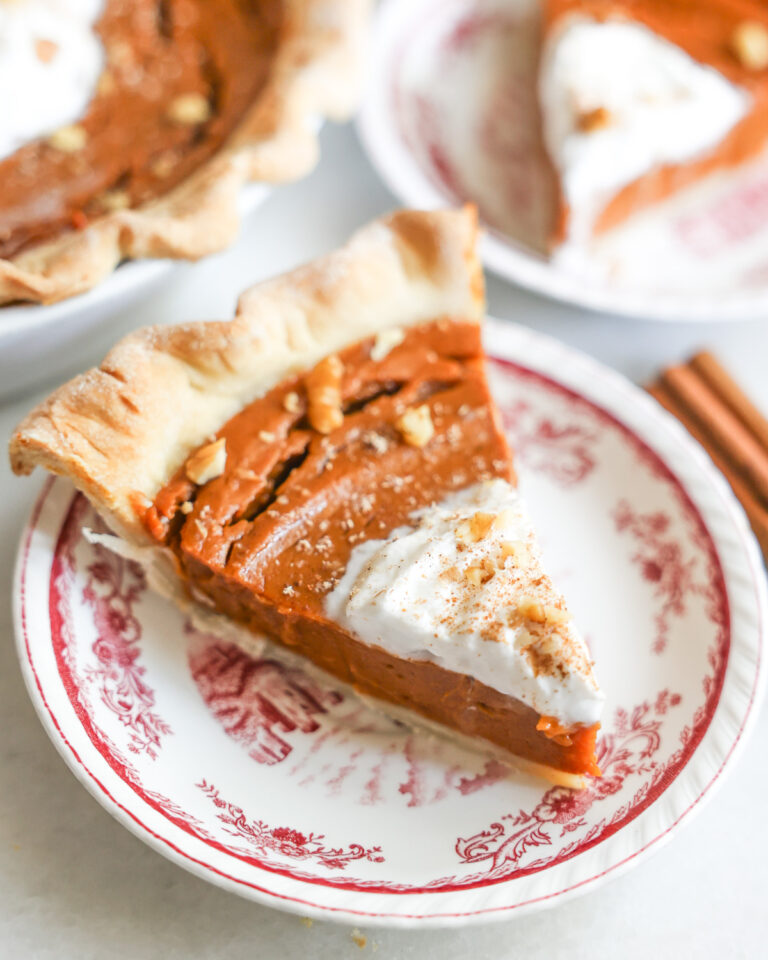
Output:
[
  {"xmin": 326, "ymin": 479, "xmax": 604, "ymax": 727},
  {"xmin": 540, "ymin": 16, "xmax": 750, "ymax": 246},
  {"xmin": 0, "ymin": 0, "xmax": 105, "ymax": 162}
]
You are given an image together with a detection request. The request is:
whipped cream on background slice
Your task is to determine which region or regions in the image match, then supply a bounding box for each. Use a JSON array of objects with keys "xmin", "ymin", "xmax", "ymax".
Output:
[
  {"xmin": 540, "ymin": 16, "xmax": 750, "ymax": 247},
  {"xmin": 0, "ymin": 0, "xmax": 105, "ymax": 162},
  {"xmin": 326, "ymin": 479, "xmax": 604, "ymax": 727}
]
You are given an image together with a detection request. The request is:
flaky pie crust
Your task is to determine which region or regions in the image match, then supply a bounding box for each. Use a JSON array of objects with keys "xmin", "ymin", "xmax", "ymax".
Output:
[{"xmin": 9, "ymin": 207, "xmax": 484, "ymax": 542}]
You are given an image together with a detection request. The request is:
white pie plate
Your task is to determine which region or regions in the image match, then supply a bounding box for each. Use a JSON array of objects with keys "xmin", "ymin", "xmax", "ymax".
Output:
[
  {"xmin": 358, "ymin": 0, "xmax": 768, "ymax": 322},
  {"xmin": 13, "ymin": 318, "xmax": 767, "ymax": 927},
  {"xmin": 0, "ymin": 184, "xmax": 271, "ymax": 402}
]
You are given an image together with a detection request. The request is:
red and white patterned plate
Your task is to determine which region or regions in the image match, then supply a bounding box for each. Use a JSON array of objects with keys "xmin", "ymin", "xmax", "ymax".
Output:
[
  {"xmin": 13, "ymin": 319, "xmax": 766, "ymax": 926},
  {"xmin": 358, "ymin": 0, "xmax": 768, "ymax": 322}
]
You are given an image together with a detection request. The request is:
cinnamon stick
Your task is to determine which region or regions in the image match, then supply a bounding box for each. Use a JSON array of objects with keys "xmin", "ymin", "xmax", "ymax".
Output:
[
  {"xmin": 661, "ymin": 364, "xmax": 768, "ymax": 509},
  {"xmin": 648, "ymin": 353, "xmax": 768, "ymax": 561},
  {"xmin": 648, "ymin": 382, "xmax": 768, "ymax": 559},
  {"xmin": 690, "ymin": 351, "xmax": 768, "ymax": 452}
]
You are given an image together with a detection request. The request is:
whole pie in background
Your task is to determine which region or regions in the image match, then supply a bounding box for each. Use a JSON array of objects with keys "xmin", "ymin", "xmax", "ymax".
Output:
[
  {"xmin": 9, "ymin": 207, "xmax": 604, "ymax": 786},
  {"xmin": 0, "ymin": 0, "xmax": 368, "ymax": 305}
]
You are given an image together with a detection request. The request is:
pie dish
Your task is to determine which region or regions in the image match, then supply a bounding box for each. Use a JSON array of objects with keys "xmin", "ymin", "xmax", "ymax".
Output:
[
  {"xmin": 0, "ymin": 0, "xmax": 368, "ymax": 306},
  {"xmin": 10, "ymin": 207, "xmax": 603, "ymax": 785},
  {"xmin": 540, "ymin": 0, "xmax": 768, "ymax": 248}
]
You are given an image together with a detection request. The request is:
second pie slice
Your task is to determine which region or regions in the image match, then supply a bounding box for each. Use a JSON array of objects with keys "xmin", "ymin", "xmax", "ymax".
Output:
[
  {"xmin": 540, "ymin": 0, "xmax": 768, "ymax": 249},
  {"xmin": 10, "ymin": 208, "xmax": 603, "ymax": 786}
]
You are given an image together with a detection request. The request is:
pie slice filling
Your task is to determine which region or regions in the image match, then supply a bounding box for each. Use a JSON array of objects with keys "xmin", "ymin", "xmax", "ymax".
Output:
[{"xmin": 144, "ymin": 318, "xmax": 603, "ymax": 781}]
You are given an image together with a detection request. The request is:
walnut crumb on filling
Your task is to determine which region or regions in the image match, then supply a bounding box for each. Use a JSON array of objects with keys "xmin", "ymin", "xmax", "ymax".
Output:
[
  {"xmin": 283, "ymin": 391, "xmax": 302, "ymax": 414},
  {"xmin": 396, "ymin": 405, "xmax": 434, "ymax": 447},
  {"xmin": 167, "ymin": 92, "xmax": 212, "ymax": 125},
  {"xmin": 99, "ymin": 189, "xmax": 130, "ymax": 212},
  {"xmin": 306, "ymin": 355, "xmax": 344, "ymax": 434},
  {"xmin": 48, "ymin": 124, "xmax": 87, "ymax": 153},
  {"xmin": 731, "ymin": 20, "xmax": 768, "ymax": 70},
  {"xmin": 186, "ymin": 438, "xmax": 226, "ymax": 486}
]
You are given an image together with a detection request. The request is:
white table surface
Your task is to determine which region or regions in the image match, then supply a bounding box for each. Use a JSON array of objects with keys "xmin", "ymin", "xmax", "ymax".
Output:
[{"xmin": 1, "ymin": 123, "xmax": 767, "ymax": 960}]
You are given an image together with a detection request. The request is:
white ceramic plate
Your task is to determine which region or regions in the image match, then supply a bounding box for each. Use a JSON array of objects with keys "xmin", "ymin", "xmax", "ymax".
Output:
[
  {"xmin": 14, "ymin": 319, "xmax": 766, "ymax": 926},
  {"xmin": 358, "ymin": 0, "xmax": 768, "ymax": 322},
  {"xmin": 0, "ymin": 184, "xmax": 271, "ymax": 401}
]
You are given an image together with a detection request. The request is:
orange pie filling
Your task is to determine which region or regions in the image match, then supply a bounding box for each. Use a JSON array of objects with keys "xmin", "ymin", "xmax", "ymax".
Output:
[{"xmin": 143, "ymin": 318, "xmax": 601, "ymax": 779}]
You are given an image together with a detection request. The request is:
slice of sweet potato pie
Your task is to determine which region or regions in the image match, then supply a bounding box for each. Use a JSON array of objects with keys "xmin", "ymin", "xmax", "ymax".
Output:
[{"xmin": 10, "ymin": 208, "xmax": 604, "ymax": 786}]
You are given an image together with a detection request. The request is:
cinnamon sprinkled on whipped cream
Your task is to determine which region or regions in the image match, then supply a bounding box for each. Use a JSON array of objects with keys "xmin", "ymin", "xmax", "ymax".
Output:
[{"xmin": 326, "ymin": 479, "xmax": 604, "ymax": 726}]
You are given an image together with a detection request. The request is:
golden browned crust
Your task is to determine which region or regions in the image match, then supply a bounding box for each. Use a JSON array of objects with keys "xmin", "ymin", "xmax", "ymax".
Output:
[
  {"xmin": 9, "ymin": 207, "xmax": 485, "ymax": 542},
  {"xmin": 0, "ymin": 0, "xmax": 370, "ymax": 306}
]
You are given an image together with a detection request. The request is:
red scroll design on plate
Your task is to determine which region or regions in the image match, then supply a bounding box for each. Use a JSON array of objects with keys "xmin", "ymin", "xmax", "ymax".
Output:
[
  {"xmin": 501, "ymin": 399, "xmax": 598, "ymax": 487},
  {"xmin": 456, "ymin": 692, "xmax": 681, "ymax": 877},
  {"xmin": 81, "ymin": 541, "xmax": 171, "ymax": 758},
  {"xmin": 197, "ymin": 780, "xmax": 384, "ymax": 870}
]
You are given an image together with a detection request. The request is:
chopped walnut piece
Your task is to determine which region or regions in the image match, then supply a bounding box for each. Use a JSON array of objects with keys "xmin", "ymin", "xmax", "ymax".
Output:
[
  {"xmin": 179, "ymin": 501, "xmax": 194, "ymax": 515},
  {"xmin": 35, "ymin": 38, "xmax": 58, "ymax": 63},
  {"xmin": 306, "ymin": 355, "xmax": 344, "ymax": 434},
  {"xmin": 500, "ymin": 540, "xmax": 532, "ymax": 568},
  {"xmin": 167, "ymin": 93, "xmax": 212, "ymax": 126},
  {"xmin": 185, "ymin": 438, "xmax": 227, "ymax": 485},
  {"xmin": 370, "ymin": 326, "xmax": 405, "ymax": 362},
  {"xmin": 283, "ymin": 391, "xmax": 302, "ymax": 414},
  {"xmin": 518, "ymin": 598, "xmax": 572, "ymax": 626},
  {"xmin": 456, "ymin": 511, "xmax": 495, "ymax": 544},
  {"xmin": 97, "ymin": 70, "xmax": 115, "ymax": 96},
  {"xmin": 732, "ymin": 21, "xmax": 768, "ymax": 70},
  {"xmin": 99, "ymin": 190, "xmax": 130, "ymax": 213},
  {"xmin": 396, "ymin": 405, "xmax": 434, "ymax": 447},
  {"xmin": 151, "ymin": 152, "xmax": 176, "ymax": 179},
  {"xmin": 107, "ymin": 40, "xmax": 134, "ymax": 68},
  {"xmin": 48, "ymin": 124, "xmax": 87, "ymax": 153},
  {"xmin": 576, "ymin": 106, "xmax": 612, "ymax": 133},
  {"xmin": 465, "ymin": 565, "xmax": 493, "ymax": 587}
]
